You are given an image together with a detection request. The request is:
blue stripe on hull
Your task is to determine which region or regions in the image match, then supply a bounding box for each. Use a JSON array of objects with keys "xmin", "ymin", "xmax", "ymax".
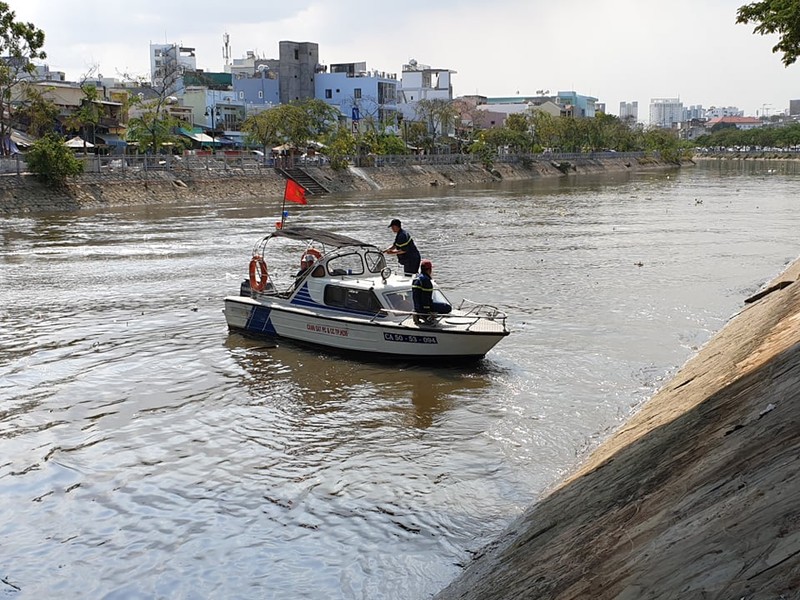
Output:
[{"xmin": 245, "ymin": 305, "xmax": 277, "ymax": 335}]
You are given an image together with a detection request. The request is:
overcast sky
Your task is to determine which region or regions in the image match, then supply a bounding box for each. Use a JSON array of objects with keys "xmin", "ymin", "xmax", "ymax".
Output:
[{"xmin": 11, "ymin": 0, "xmax": 798, "ymax": 121}]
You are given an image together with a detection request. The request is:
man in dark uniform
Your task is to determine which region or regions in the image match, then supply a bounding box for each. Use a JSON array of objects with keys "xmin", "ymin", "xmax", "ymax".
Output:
[
  {"xmin": 384, "ymin": 218, "xmax": 421, "ymax": 275},
  {"xmin": 412, "ymin": 259, "xmax": 452, "ymax": 323}
]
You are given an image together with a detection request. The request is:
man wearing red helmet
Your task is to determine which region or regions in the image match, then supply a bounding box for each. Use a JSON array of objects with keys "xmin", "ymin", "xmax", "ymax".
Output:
[{"xmin": 412, "ymin": 259, "xmax": 452, "ymax": 323}]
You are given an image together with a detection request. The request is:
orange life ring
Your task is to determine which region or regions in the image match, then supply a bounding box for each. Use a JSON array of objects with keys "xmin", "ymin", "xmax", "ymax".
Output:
[
  {"xmin": 302, "ymin": 247, "xmax": 322, "ymax": 262},
  {"xmin": 249, "ymin": 256, "xmax": 268, "ymax": 292}
]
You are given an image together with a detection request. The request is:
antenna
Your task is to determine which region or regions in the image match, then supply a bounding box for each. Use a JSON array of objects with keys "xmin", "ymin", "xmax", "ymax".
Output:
[{"xmin": 222, "ymin": 32, "xmax": 231, "ymax": 66}]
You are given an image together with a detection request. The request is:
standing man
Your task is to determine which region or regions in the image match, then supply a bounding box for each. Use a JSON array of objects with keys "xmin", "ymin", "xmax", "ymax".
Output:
[
  {"xmin": 384, "ymin": 218, "xmax": 421, "ymax": 275},
  {"xmin": 412, "ymin": 259, "xmax": 452, "ymax": 323}
]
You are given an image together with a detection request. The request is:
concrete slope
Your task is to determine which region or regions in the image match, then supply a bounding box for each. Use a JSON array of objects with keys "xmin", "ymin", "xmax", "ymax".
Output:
[{"xmin": 435, "ymin": 261, "xmax": 800, "ymax": 600}]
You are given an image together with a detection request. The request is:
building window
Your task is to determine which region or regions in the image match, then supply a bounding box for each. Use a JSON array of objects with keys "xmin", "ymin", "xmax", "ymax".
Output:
[
  {"xmin": 325, "ymin": 89, "xmax": 332, "ymax": 99},
  {"xmin": 294, "ymin": 49, "xmax": 299, "ymax": 60},
  {"xmin": 258, "ymin": 90, "xmax": 263, "ymax": 99},
  {"xmin": 354, "ymin": 88, "xmax": 361, "ymax": 99},
  {"xmin": 239, "ymin": 91, "xmax": 244, "ymax": 99}
]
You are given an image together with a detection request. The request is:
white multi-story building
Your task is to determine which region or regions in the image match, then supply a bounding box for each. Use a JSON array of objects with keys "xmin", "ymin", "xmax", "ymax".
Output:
[
  {"xmin": 396, "ymin": 59, "xmax": 456, "ymax": 131},
  {"xmin": 149, "ymin": 43, "xmax": 197, "ymax": 93},
  {"xmin": 705, "ymin": 106, "xmax": 743, "ymax": 119},
  {"xmin": 649, "ymin": 98, "xmax": 683, "ymax": 128},
  {"xmin": 228, "ymin": 50, "xmax": 277, "ymax": 78},
  {"xmin": 399, "ymin": 59, "xmax": 454, "ymax": 103},
  {"xmin": 684, "ymin": 105, "xmax": 707, "ymax": 121},
  {"xmin": 619, "ymin": 101, "xmax": 638, "ymax": 122}
]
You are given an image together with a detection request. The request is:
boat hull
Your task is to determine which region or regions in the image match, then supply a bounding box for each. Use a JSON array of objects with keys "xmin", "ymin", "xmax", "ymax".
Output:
[{"xmin": 224, "ymin": 296, "xmax": 508, "ymax": 360}]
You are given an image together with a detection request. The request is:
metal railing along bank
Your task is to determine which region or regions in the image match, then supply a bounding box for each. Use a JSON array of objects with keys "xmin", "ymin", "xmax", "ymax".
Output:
[{"xmin": 0, "ymin": 151, "xmax": 647, "ymax": 176}]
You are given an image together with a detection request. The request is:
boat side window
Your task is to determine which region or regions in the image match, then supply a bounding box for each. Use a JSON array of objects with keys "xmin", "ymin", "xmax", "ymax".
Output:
[
  {"xmin": 364, "ymin": 251, "xmax": 386, "ymax": 273},
  {"xmin": 326, "ymin": 252, "xmax": 364, "ymax": 276},
  {"xmin": 324, "ymin": 285, "xmax": 382, "ymax": 314},
  {"xmin": 383, "ymin": 291, "xmax": 413, "ymax": 312},
  {"xmin": 311, "ymin": 265, "xmax": 325, "ymax": 277},
  {"xmin": 324, "ymin": 285, "xmax": 347, "ymax": 307}
]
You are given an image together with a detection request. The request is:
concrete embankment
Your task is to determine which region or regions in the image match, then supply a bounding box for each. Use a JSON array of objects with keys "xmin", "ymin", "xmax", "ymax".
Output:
[
  {"xmin": 0, "ymin": 155, "xmax": 679, "ymax": 214},
  {"xmin": 435, "ymin": 262, "xmax": 800, "ymax": 599}
]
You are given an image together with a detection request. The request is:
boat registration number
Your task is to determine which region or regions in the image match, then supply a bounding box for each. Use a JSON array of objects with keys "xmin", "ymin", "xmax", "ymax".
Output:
[{"xmin": 384, "ymin": 333, "xmax": 438, "ymax": 344}]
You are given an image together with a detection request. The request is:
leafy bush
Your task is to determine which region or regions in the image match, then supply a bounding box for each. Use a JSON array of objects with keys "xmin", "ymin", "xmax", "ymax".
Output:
[{"xmin": 26, "ymin": 134, "xmax": 84, "ymax": 186}]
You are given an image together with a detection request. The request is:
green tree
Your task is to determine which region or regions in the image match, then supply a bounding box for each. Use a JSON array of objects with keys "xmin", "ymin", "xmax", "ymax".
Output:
[
  {"xmin": 296, "ymin": 98, "xmax": 340, "ymax": 139},
  {"xmin": 26, "ymin": 133, "xmax": 83, "ymax": 186},
  {"xmin": 528, "ymin": 110, "xmax": 561, "ymax": 150},
  {"xmin": 0, "ymin": 3, "xmax": 46, "ymax": 155},
  {"xmin": 503, "ymin": 114, "xmax": 533, "ymax": 151},
  {"xmin": 642, "ymin": 127, "xmax": 684, "ymax": 162},
  {"xmin": 126, "ymin": 100, "xmax": 187, "ymax": 154},
  {"xmin": 242, "ymin": 100, "xmax": 339, "ymax": 156},
  {"xmin": 415, "ymin": 99, "xmax": 457, "ymax": 150},
  {"xmin": 242, "ymin": 103, "xmax": 305, "ymax": 153},
  {"xmin": 64, "ymin": 80, "xmax": 101, "ymax": 155},
  {"xmin": 380, "ymin": 134, "xmax": 407, "ymax": 155},
  {"xmin": 125, "ymin": 50, "xmax": 189, "ymax": 154},
  {"xmin": 403, "ymin": 120, "xmax": 430, "ymax": 152},
  {"xmin": 241, "ymin": 108, "xmax": 282, "ymax": 155},
  {"xmin": 324, "ymin": 125, "xmax": 356, "ymax": 170},
  {"xmin": 737, "ymin": 1, "xmax": 800, "ymax": 66}
]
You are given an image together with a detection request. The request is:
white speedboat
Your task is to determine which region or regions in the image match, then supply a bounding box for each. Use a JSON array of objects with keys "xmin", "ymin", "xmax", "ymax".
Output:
[{"xmin": 223, "ymin": 226, "xmax": 509, "ymax": 361}]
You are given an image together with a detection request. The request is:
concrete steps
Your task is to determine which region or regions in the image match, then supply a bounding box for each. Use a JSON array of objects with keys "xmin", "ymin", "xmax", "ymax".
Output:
[{"xmin": 276, "ymin": 167, "xmax": 329, "ymax": 195}]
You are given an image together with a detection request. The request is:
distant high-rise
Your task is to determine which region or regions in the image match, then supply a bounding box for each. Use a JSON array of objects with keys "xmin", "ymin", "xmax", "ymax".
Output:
[
  {"xmin": 649, "ymin": 98, "xmax": 683, "ymax": 128},
  {"xmin": 790, "ymin": 99, "xmax": 800, "ymax": 116},
  {"xmin": 619, "ymin": 101, "xmax": 638, "ymax": 122},
  {"xmin": 685, "ymin": 105, "xmax": 706, "ymax": 120}
]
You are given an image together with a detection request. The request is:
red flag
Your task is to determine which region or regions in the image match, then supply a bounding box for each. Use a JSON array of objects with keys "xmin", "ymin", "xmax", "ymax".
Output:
[{"xmin": 284, "ymin": 179, "xmax": 307, "ymax": 205}]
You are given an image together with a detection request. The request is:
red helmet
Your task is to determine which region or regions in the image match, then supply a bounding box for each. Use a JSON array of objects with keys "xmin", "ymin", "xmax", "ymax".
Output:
[{"xmin": 420, "ymin": 259, "xmax": 433, "ymax": 271}]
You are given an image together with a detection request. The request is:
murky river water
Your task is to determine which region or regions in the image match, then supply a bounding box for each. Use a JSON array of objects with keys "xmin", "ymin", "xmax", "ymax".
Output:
[{"xmin": 2, "ymin": 160, "xmax": 800, "ymax": 599}]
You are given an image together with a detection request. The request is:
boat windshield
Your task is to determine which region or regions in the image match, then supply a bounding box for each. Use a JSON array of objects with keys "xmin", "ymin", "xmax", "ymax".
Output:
[
  {"xmin": 365, "ymin": 251, "xmax": 386, "ymax": 273},
  {"xmin": 326, "ymin": 252, "xmax": 364, "ymax": 276}
]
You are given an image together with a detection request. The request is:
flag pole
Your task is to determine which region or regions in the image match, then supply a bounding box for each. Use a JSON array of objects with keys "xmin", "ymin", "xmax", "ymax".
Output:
[{"xmin": 279, "ymin": 179, "xmax": 288, "ymax": 229}]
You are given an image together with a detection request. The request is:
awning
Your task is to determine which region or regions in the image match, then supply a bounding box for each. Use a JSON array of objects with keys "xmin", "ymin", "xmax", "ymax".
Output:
[
  {"xmin": 178, "ymin": 128, "xmax": 217, "ymax": 143},
  {"xmin": 65, "ymin": 136, "xmax": 94, "ymax": 148},
  {"xmin": 10, "ymin": 129, "xmax": 35, "ymax": 148},
  {"xmin": 95, "ymin": 134, "xmax": 127, "ymax": 147}
]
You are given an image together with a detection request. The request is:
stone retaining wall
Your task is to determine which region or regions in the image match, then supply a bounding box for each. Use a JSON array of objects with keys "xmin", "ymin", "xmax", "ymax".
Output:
[
  {"xmin": 434, "ymin": 259, "xmax": 800, "ymax": 599},
  {"xmin": 0, "ymin": 156, "xmax": 683, "ymax": 215}
]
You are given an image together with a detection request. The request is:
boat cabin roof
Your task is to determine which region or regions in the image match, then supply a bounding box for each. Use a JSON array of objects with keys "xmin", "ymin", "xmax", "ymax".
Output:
[{"xmin": 271, "ymin": 226, "xmax": 369, "ymax": 248}]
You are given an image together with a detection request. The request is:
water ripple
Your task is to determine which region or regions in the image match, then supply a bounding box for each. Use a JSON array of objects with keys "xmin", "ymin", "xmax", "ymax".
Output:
[{"xmin": 2, "ymin": 163, "xmax": 800, "ymax": 598}]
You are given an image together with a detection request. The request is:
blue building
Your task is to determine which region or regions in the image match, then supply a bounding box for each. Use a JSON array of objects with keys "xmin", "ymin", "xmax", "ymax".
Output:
[
  {"xmin": 232, "ymin": 68, "xmax": 280, "ymax": 110},
  {"xmin": 555, "ymin": 91, "xmax": 598, "ymax": 118},
  {"xmin": 314, "ymin": 62, "xmax": 399, "ymax": 129}
]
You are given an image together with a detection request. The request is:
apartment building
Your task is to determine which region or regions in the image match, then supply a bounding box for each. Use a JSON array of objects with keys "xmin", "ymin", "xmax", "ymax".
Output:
[
  {"xmin": 315, "ymin": 61, "xmax": 399, "ymax": 127},
  {"xmin": 649, "ymin": 98, "xmax": 683, "ymax": 128}
]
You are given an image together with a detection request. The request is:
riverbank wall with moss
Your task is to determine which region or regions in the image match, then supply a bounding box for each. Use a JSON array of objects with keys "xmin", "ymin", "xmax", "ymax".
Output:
[
  {"xmin": 0, "ymin": 155, "xmax": 682, "ymax": 215},
  {"xmin": 434, "ymin": 260, "xmax": 800, "ymax": 599}
]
